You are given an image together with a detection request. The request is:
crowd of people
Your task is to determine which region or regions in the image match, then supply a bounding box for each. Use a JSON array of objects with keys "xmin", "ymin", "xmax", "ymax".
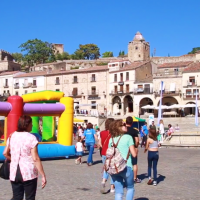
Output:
[{"xmin": 1, "ymin": 115, "xmax": 179, "ymax": 200}]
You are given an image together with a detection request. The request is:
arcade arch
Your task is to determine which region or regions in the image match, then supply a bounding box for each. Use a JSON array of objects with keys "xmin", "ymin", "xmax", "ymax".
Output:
[
  {"xmin": 139, "ymin": 97, "xmax": 154, "ymax": 115},
  {"xmin": 123, "ymin": 95, "xmax": 133, "ymax": 114},
  {"xmin": 112, "ymin": 96, "xmax": 122, "ymax": 115}
]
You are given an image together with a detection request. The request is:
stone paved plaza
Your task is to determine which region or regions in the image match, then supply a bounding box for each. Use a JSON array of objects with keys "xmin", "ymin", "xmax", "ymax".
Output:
[{"xmin": 0, "ymin": 147, "xmax": 200, "ymax": 200}]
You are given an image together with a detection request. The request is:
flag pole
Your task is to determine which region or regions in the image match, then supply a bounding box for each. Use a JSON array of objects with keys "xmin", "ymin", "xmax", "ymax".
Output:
[
  {"xmin": 158, "ymin": 81, "xmax": 163, "ymax": 126},
  {"xmin": 195, "ymin": 87, "xmax": 198, "ymax": 126}
]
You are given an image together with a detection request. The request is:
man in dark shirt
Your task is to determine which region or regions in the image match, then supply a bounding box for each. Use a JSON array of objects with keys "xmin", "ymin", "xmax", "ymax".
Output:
[
  {"xmin": 149, "ymin": 121, "xmax": 156, "ymax": 131},
  {"xmin": 126, "ymin": 116, "xmax": 141, "ymax": 183}
]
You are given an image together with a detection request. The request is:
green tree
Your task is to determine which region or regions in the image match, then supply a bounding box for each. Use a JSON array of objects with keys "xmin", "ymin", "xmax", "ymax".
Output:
[
  {"xmin": 75, "ymin": 44, "xmax": 100, "ymax": 60},
  {"xmin": 188, "ymin": 47, "xmax": 200, "ymax": 54},
  {"xmin": 102, "ymin": 51, "xmax": 113, "ymax": 57},
  {"xmin": 71, "ymin": 49, "xmax": 85, "ymax": 60},
  {"xmin": 12, "ymin": 53, "xmax": 24, "ymax": 63},
  {"xmin": 118, "ymin": 50, "xmax": 125, "ymax": 57},
  {"xmin": 19, "ymin": 39, "xmax": 56, "ymax": 66},
  {"xmin": 55, "ymin": 52, "xmax": 71, "ymax": 60}
]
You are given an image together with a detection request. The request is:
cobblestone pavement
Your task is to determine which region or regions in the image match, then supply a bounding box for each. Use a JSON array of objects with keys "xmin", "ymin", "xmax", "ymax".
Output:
[{"xmin": 0, "ymin": 148, "xmax": 200, "ymax": 200}]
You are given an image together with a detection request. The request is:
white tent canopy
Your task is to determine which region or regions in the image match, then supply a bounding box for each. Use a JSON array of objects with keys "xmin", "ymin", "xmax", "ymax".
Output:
[{"xmin": 141, "ymin": 105, "xmax": 155, "ymax": 109}]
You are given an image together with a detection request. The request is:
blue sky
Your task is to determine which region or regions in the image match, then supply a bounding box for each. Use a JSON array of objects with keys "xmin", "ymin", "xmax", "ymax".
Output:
[{"xmin": 1, "ymin": 0, "xmax": 200, "ymax": 57}]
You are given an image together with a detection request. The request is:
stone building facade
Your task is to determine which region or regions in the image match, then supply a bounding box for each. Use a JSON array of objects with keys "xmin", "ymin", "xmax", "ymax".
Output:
[{"xmin": 0, "ymin": 50, "xmax": 21, "ymax": 71}]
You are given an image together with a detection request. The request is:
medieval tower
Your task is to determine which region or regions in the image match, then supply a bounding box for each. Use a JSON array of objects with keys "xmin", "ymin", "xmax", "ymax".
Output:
[{"xmin": 128, "ymin": 32, "xmax": 150, "ymax": 62}]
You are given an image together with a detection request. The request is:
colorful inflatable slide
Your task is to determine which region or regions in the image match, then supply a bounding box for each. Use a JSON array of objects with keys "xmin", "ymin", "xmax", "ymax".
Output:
[{"xmin": 0, "ymin": 90, "xmax": 75, "ymax": 161}]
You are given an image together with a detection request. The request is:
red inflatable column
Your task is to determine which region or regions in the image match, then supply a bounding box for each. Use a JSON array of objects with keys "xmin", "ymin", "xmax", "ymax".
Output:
[{"xmin": 7, "ymin": 96, "xmax": 23, "ymax": 139}]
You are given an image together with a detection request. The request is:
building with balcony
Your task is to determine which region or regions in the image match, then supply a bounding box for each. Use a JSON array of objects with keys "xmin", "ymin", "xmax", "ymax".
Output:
[
  {"xmin": 13, "ymin": 71, "xmax": 46, "ymax": 96},
  {"xmin": 0, "ymin": 71, "xmax": 24, "ymax": 99}
]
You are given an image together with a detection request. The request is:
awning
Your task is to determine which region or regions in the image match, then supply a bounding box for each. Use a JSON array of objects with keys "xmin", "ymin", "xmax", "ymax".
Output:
[{"xmin": 170, "ymin": 83, "xmax": 176, "ymax": 91}]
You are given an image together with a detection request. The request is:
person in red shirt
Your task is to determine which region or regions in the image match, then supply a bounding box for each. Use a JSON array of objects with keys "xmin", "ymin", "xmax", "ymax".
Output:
[{"xmin": 99, "ymin": 118, "xmax": 115, "ymax": 194}]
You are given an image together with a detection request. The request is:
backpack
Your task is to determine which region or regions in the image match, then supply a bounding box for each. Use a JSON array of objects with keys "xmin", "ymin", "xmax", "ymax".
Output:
[{"xmin": 104, "ymin": 135, "xmax": 130, "ymax": 175}]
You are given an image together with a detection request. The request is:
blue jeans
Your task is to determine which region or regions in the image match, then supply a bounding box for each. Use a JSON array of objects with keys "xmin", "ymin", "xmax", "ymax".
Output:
[
  {"xmin": 102, "ymin": 155, "xmax": 114, "ymax": 185},
  {"xmin": 111, "ymin": 167, "xmax": 134, "ymax": 200},
  {"xmin": 86, "ymin": 143, "xmax": 94, "ymax": 164},
  {"xmin": 148, "ymin": 151, "xmax": 159, "ymax": 181}
]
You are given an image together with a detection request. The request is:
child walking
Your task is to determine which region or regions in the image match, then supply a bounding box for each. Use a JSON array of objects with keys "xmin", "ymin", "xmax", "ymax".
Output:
[{"xmin": 75, "ymin": 136, "xmax": 83, "ymax": 164}]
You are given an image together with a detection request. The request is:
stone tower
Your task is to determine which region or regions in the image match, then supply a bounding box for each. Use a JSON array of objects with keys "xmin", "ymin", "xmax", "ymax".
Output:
[{"xmin": 128, "ymin": 32, "xmax": 150, "ymax": 62}]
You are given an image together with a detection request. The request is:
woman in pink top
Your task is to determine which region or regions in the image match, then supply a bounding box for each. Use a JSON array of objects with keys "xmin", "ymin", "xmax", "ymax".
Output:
[{"xmin": 3, "ymin": 115, "xmax": 47, "ymax": 200}]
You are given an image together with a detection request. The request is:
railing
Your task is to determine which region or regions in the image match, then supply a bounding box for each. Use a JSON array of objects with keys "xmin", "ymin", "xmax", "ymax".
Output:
[
  {"xmin": 90, "ymin": 77, "xmax": 97, "ymax": 82},
  {"xmin": 14, "ymin": 84, "xmax": 19, "ymax": 89},
  {"xmin": 32, "ymin": 84, "xmax": 37, "ymax": 88},
  {"xmin": 133, "ymin": 88, "xmax": 153, "ymax": 94},
  {"xmin": 3, "ymin": 84, "xmax": 9, "ymax": 88},
  {"xmin": 153, "ymin": 71, "xmax": 182, "ymax": 77},
  {"xmin": 55, "ymin": 80, "xmax": 60, "ymax": 85},
  {"xmin": 183, "ymin": 81, "xmax": 197, "ymax": 87},
  {"xmin": 23, "ymin": 83, "xmax": 32, "ymax": 88},
  {"xmin": 88, "ymin": 91, "xmax": 99, "ymax": 95},
  {"xmin": 69, "ymin": 92, "xmax": 82, "ymax": 97},
  {"xmin": 154, "ymin": 90, "xmax": 180, "ymax": 97},
  {"xmin": 183, "ymin": 93, "xmax": 199, "ymax": 99},
  {"xmin": 72, "ymin": 80, "xmax": 78, "ymax": 83},
  {"xmin": 109, "ymin": 90, "xmax": 133, "ymax": 95}
]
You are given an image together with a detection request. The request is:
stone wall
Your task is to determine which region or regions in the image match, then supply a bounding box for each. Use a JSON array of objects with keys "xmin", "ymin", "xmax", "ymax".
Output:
[
  {"xmin": 135, "ymin": 62, "xmax": 152, "ymax": 82},
  {"xmin": 0, "ymin": 50, "xmax": 13, "ymax": 61}
]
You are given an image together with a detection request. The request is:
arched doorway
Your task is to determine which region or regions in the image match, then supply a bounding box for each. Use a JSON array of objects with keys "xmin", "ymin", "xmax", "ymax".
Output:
[
  {"xmin": 140, "ymin": 97, "xmax": 154, "ymax": 115},
  {"xmin": 112, "ymin": 96, "xmax": 121, "ymax": 115},
  {"xmin": 157, "ymin": 96, "xmax": 179, "ymax": 117},
  {"xmin": 184, "ymin": 102, "xmax": 196, "ymax": 116},
  {"xmin": 124, "ymin": 95, "xmax": 133, "ymax": 114}
]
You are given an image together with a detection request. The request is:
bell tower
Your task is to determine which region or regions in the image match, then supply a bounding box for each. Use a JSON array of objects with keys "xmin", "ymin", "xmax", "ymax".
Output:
[{"xmin": 128, "ymin": 32, "xmax": 150, "ymax": 62}]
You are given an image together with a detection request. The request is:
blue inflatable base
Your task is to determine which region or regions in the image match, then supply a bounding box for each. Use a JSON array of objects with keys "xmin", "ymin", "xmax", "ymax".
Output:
[{"xmin": 0, "ymin": 144, "xmax": 76, "ymax": 162}]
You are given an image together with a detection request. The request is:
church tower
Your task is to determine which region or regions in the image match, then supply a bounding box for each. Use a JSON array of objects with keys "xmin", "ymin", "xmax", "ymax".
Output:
[{"xmin": 128, "ymin": 32, "xmax": 150, "ymax": 62}]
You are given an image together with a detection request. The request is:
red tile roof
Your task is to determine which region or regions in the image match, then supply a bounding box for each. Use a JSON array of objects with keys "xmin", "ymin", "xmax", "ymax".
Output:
[
  {"xmin": 15, "ymin": 65, "xmax": 108, "ymax": 78},
  {"xmin": 183, "ymin": 62, "xmax": 200, "ymax": 73},
  {"xmin": 0, "ymin": 71, "xmax": 20, "ymax": 76},
  {"xmin": 15, "ymin": 71, "xmax": 47, "ymax": 78},
  {"xmin": 158, "ymin": 61, "xmax": 193, "ymax": 68}
]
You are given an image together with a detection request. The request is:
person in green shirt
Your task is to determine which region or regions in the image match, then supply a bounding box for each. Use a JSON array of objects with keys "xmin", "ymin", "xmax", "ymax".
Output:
[{"xmin": 108, "ymin": 119, "xmax": 137, "ymax": 200}]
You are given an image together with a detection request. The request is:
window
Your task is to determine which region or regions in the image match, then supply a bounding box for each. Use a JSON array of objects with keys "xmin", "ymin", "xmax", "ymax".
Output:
[
  {"xmin": 5, "ymin": 79, "xmax": 8, "ymax": 87},
  {"xmin": 56, "ymin": 77, "xmax": 60, "ymax": 84},
  {"xmin": 137, "ymin": 85, "xmax": 144, "ymax": 93},
  {"xmin": 72, "ymin": 88, "xmax": 78, "ymax": 96},
  {"xmin": 193, "ymin": 89, "xmax": 199, "ymax": 95},
  {"xmin": 186, "ymin": 89, "xmax": 192, "ymax": 96},
  {"xmin": 91, "ymin": 87, "xmax": 96, "ymax": 95},
  {"xmin": 114, "ymin": 74, "xmax": 117, "ymax": 82},
  {"xmin": 33, "ymin": 90, "xmax": 36, "ymax": 92},
  {"xmin": 25, "ymin": 90, "xmax": 28, "ymax": 94},
  {"xmin": 126, "ymin": 72, "xmax": 129, "ymax": 81},
  {"xmin": 73, "ymin": 76, "xmax": 78, "ymax": 83},
  {"xmin": 91, "ymin": 74, "xmax": 96, "ymax": 82},
  {"xmin": 126, "ymin": 84, "xmax": 129, "ymax": 93},
  {"xmin": 138, "ymin": 85, "xmax": 143, "ymax": 89},
  {"xmin": 189, "ymin": 76, "xmax": 195, "ymax": 85},
  {"xmin": 174, "ymin": 68, "xmax": 179, "ymax": 75},
  {"xmin": 138, "ymin": 54, "xmax": 141, "ymax": 57},
  {"xmin": 120, "ymin": 85, "xmax": 123, "ymax": 92},
  {"xmin": 114, "ymin": 86, "xmax": 117, "ymax": 93},
  {"xmin": 135, "ymin": 46, "xmax": 138, "ymax": 50},
  {"xmin": 56, "ymin": 89, "xmax": 60, "ymax": 91},
  {"xmin": 120, "ymin": 73, "xmax": 123, "ymax": 82},
  {"xmin": 164, "ymin": 69, "xmax": 169, "ymax": 75},
  {"xmin": 33, "ymin": 79, "xmax": 37, "ymax": 86},
  {"xmin": 91, "ymin": 101, "xmax": 96, "ymax": 109},
  {"xmin": 144, "ymin": 84, "xmax": 150, "ymax": 93},
  {"xmin": 15, "ymin": 91, "xmax": 19, "ymax": 96}
]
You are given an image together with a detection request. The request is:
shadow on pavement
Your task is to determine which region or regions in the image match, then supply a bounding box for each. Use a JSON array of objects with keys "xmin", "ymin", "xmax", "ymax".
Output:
[
  {"xmin": 93, "ymin": 160, "xmax": 102, "ymax": 165},
  {"xmin": 76, "ymin": 188, "xmax": 90, "ymax": 191},
  {"xmin": 157, "ymin": 174, "xmax": 166, "ymax": 184},
  {"xmin": 138, "ymin": 173, "xmax": 148, "ymax": 181},
  {"xmin": 135, "ymin": 198, "xmax": 149, "ymax": 200}
]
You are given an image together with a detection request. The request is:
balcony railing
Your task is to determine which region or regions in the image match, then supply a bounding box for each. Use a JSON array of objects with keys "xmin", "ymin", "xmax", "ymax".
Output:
[
  {"xmin": 14, "ymin": 84, "xmax": 19, "ymax": 89},
  {"xmin": 23, "ymin": 83, "xmax": 32, "ymax": 88},
  {"xmin": 3, "ymin": 84, "xmax": 9, "ymax": 88},
  {"xmin": 109, "ymin": 90, "xmax": 133, "ymax": 95},
  {"xmin": 55, "ymin": 81, "xmax": 60, "ymax": 85},
  {"xmin": 88, "ymin": 91, "xmax": 99, "ymax": 96},
  {"xmin": 90, "ymin": 77, "xmax": 96, "ymax": 82},
  {"xmin": 183, "ymin": 93, "xmax": 200, "ymax": 99},
  {"xmin": 68, "ymin": 92, "xmax": 82, "ymax": 98},
  {"xmin": 183, "ymin": 81, "xmax": 198, "ymax": 87},
  {"xmin": 118, "ymin": 81, "xmax": 124, "ymax": 85},
  {"xmin": 32, "ymin": 84, "xmax": 37, "ymax": 88},
  {"xmin": 153, "ymin": 71, "xmax": 182, "ymax": 77},
  {"xmin": 154, "ymin": 90, "xmax": 180, "ymax": 97},
  {"xmin": 133, "ymin": 88, "xmax": 153, "ymax": 94},
  {"xmin": 72, "ymin": 80, "xmax": 78, "ymax": 84}
]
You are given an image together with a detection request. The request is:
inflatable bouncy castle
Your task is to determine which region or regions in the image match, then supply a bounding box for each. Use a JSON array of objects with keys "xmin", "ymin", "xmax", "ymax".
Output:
[{"xmin": 0, "ymin": 90, "xmax": 75, "ymax": 161}]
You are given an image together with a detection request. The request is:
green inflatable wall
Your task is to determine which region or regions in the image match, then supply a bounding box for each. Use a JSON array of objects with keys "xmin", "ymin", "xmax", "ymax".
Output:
[
  {"xmin": 31, "ymin": 117, "xmax": 39, "ymax": 134},
  {"xmin": 42, "ymin": 116, "xmax": 54, "ymax": 141}
]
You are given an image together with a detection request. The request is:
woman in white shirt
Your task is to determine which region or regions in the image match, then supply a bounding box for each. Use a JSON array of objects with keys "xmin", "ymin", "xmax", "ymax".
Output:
[{"xmin": 159, "ymin": 119, "xmax": 165, "ymax": 143}]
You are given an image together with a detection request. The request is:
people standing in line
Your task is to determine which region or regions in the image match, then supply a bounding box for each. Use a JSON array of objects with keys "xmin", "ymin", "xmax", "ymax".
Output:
[
  {"xmin": 141, "ymin": 122, "xmax": 148, "ymax": 148},
  {"xmin": 3, "ymin": 115, "xmax": 47, "ymax": 200},
  {"xmin": 144, "ymin": 128, "xmax": 160, "ymax": 186},
  {"xmin": 99, "ymin": 118, "xmax": 115, "ymax": 194},
  {"xmin": 125, "ymin": 116, "xmax": 141, "ymax": 183},
  {"xmin": 108, "ymin": 120, "xmax": 137, "ymax": 200},
  {"xmin": 82, "ymin": 123, "xmax": 98, "ymax": 166},
  {"xmin": 75, "ymin": 136, "xmax": 83, "ymax": 165},
  {"xmin": 159, "ymin": 119, "xmax": 165, "ymax": 143}
]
